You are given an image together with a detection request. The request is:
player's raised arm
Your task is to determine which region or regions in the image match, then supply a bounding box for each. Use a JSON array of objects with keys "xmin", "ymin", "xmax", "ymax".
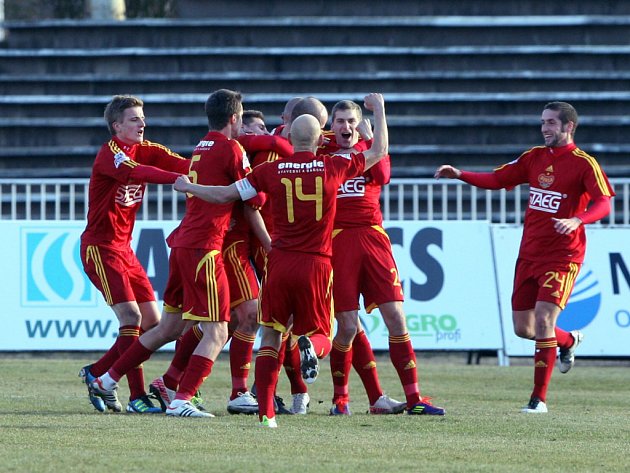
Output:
[{"xmin": 362, "ymin": 93, "xmax": 388, "ymax": 170}]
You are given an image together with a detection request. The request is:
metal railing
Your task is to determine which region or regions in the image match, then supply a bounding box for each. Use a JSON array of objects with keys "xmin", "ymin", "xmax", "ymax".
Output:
[{"xmin": 1, "ymin": 177, "xmax": 629, "ymax": 225}]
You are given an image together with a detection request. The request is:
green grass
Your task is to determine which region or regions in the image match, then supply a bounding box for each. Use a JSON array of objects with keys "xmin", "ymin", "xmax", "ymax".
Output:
[{"xmin": 1, "ymin": 352, "xmax": 628, "ymax": 473}]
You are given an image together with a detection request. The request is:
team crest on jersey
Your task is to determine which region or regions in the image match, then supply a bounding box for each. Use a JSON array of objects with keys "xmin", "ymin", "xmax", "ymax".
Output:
[
  {"xmin": 538, "ymin": 172, "xmax": 555, "ymax": 189},
  {"xmin": 113, "ymin": 151, "xmax": 130, "ymax": 168}
]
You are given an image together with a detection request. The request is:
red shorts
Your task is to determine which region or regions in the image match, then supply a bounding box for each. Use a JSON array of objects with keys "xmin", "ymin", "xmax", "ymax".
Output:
[
  {"xmin": 332, "ymin": 226, "xmax": 404, "ymax": 313},
  {"xmin": 511, "ymin": 258, "xmax": 582, "ymax": 311},
  {"xmin": 223, "ymin": 240, "xmax": 259, "ymax": 308},
  {"xmin": 259, "ymin": 249, "xmax": 334, "ymax": 338},
  {"xmin": 163, "ymin": 247, "xmax": 231, "ymax": 322},
  {"xmin": 81, "ymin": 243, "xmax": 155, "ymax": 306}
]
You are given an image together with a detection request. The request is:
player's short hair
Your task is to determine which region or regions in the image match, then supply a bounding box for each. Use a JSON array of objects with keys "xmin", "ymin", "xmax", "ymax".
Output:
[
  {"xmin": 104, "ymin": 95, "xmax": 143, "ymax": 136},
  {"xmin": 242, "ymin": 109, "xmax": 265, "ymax": 126},
  {"xmin": 331, "ymin": 100, "xmax": 362, "ymax": 122},
  {"xmin": 205, "ymin": 89, "xmax": 243, "ymax": 130},
  {"xmin": 544, "ymin": 101, "xmax": 579, "ymax": 135}
]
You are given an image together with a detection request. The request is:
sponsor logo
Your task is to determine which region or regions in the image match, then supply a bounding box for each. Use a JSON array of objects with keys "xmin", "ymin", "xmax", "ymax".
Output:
[
  {"xmin": 337, "ymin": 176, "xmax": 366, "ymax": 198},
  {"xmin": 558, "ymin": 267, "xmax": 600, "ymax": 331},
  {"xmin": 278, "ymin": 160, "xmax": 324, "ymax": 172},
  {"xmin": 529, "ymin": 186, "xmax": 563, "ymax": 213},
  {"xmin": 360, "ymin": 312, "xmax": 461, "ymax": 344},
  {"xmin": 21, "ymin": 227, "xmax": 96, "ymax": 307},
  {"xmin": 196, "ymin": 140, "xmax": 215, "ymax": 148},
  {"xmin": 115, "ymin": 183, "xmax": 144, "ymax": 207},
  {"xmin": 113, "ymin": 151, "xmax": 129, "ymax": 168}
]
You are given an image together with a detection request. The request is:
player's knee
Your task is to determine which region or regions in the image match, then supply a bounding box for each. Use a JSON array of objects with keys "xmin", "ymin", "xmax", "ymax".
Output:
[{"xmin": 513, "ymin": 325, "xmax": 534, "ymax": 340}]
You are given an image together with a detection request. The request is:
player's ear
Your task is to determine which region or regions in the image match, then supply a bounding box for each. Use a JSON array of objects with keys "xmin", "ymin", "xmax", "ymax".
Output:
[{"xmin": 317, "ymin": 133, "xmax": 324, "ymax": 146}]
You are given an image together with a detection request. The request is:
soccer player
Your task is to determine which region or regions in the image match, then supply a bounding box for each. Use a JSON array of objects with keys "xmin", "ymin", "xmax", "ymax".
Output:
[
  {"xmin": 271, "ymin": 96, "xmax": 303, "ymax": 136},
  {"xmin": 434, "ymin": 101, "xmax": 615, "ymax": 413},
  {"xmin": 262, "ymin": 96, "xmax": 332, "ymax": 415},
  {"xmin": 222, "ymin": 111, "xmax": 292, "ymax": 415},
  {"xmin": 241, "ymin": 109, "xmax": 270, "ymax": 135},
  {"xmin": 323, "ymin": 99, "xmax": 444, "ymax": 416},
  {"xmin": 79, "ymin": 94, "xmax": 189, "ymax": 414},
  {"xmin": 90, "ymin": 89, "xmax": 266, "ymax": 418},
  {"xmin": 149, "ymin": 111, "xmax": 296, "ymax": 416},
  {"xmin": 173, "ymin": 92, "xmax": 390, "ymax": 428}
]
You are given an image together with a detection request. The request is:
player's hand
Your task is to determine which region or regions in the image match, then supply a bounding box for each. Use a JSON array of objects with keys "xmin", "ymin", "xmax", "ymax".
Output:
[
  {"xmin": 357, "ymin": 118, "xmax": 373, "ymax": 141},
  {"xmin": 174, "ymin": 175, "xmax": 191, "ymax": 192},
  {"xmin": 364, "ymin": 93, "xmax": 384, "ymax": 112},
  {"xmin": 552, "ymin": 217, "xmax": 582, "ymax": 235},
  {"xmin": 434, "ymin": 165, "xmax": 461, "ymax": 179}
]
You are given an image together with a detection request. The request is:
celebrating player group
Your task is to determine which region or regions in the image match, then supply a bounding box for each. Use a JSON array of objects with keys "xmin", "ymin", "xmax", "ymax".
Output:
[{"xmin": 79, "ymin": 90, "xmax": 613, "ymax": 427}]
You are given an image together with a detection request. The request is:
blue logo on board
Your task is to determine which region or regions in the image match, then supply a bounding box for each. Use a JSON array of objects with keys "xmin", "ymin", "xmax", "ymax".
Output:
[
  {"xmin": 558, "ymin": 268, "xmax": 600, "ymax": 331},
  {"xmin": 22, "ymin": 228, "xmax": 95, "ymax": 307}
]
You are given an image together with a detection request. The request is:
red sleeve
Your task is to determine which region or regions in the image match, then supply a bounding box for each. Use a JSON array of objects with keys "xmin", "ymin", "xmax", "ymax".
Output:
[
  {"xmin": 238, "ymin": 135, "xmax": 293, "ymax": 158},
  {"xmin": 138, "ymin": 141, "xmax": 189, "ymax": 174},
  {"xmin": 576, "ymin": 196, "xmax": 611, "ymax": 224},
  {"xmin": 459, "ymin": 171, "xmax": 504, "ymax": 190},
  {"xmin": 365, "ymin": 154, "xmax": 391, "ymax": 185},
  {"xmin": 129, "ymin": 164, "xmax": 181, "ymax": 184}
]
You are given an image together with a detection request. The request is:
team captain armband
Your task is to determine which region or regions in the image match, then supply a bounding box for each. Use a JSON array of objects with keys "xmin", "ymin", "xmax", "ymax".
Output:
[{"xmin": 235, "ymin": 178, "xmax": 258, "ymax": 201}]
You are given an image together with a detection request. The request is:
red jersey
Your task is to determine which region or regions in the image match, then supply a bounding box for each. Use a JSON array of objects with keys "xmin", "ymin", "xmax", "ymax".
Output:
[
  {"xmin": 236, "ymin": 134, "xmax": 295, "ymax": 237},
  {"xmin": 319, "ymin": 139, "xmax": 390, "ymax": 228},
  {"xmin": 242, "ymin": 151, "xmax": 366, "ymax": 256},
  {"xmin": 167, "ymin": 132, "xmax": 251, "ymax": 250},
  {"xmin": 81, "ymin": 137, "xmax": 188, "ymax": 248},
  {"xmin": 494, "ymin": 143, "xmax": 615, "ymax": 263}
]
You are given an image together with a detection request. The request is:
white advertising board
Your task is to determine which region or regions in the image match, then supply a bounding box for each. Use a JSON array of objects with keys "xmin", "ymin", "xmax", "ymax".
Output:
[
  {"xmin": 1, "ymin": 220, "xmax": 178, "ymax": 350},
  {"xmin": 492, "ymin": 225, "xmax": 630, "ymax": 356},
  {"xmin": 358, "ymin": 221, "xmax": 503, "ymax": 351},
  {"xmin": 1, "ymin": 220, "xmax": 504, "ymax": 352}
]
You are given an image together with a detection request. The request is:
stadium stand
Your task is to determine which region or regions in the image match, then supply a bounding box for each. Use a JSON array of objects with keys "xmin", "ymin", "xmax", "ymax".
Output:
[{"xmin": 0, "ymin": 0, "xmax": 629, "ymax": 179}]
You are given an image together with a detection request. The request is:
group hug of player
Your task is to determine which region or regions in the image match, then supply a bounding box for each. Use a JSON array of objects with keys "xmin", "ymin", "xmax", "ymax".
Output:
[{"xmin": 79, "ymin": 90, "xmax": 613, "ymax": 427}]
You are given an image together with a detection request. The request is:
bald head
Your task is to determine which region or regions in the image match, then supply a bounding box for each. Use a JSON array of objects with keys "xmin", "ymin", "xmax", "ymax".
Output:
[
  {"xmin": 289, "ymin": 114, "xmax": 322, "ymax": 152},
  {"xmin": 281, "ymin": 97, "xmax": 303, "ymax": 125},
  {"xmin": 290, "ymin": 97, "xmax": 329, "ymax": 128}
]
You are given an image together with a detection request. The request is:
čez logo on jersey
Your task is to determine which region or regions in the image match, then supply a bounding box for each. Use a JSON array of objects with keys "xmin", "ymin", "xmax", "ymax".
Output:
[{"xmin": 21, "ymin": 227, "xmax": 96, "ymax": 307}]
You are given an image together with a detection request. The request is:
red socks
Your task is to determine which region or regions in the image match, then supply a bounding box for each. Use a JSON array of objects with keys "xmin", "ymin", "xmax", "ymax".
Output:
[
  {"xmin": 389, "ymin": 333, "xmax": 420, "ymax": 407},
  {"xmin": 174, "ymin": 354, "xmax": 214, "ymax": 401},
  {"xmin": 255, "ymin": 346, "xmax": 280, "ymax": 421},
  {"xmin": 163, "ymin": 324, "xmax": 203, "ymax": 391},
  {"xmin": 352, "ymin": 330, "xmax": 382, "ymax": 405},
  {"xmin": 330, "ymin": 340, "xmax": 352, "ymax": 404},
  {"xmin": 229, "ymin": 330, "xmax": 256, "ymax": 398},
  {"xmin": 532, "ymin": 337, "xmax": 558, "ymax": 402}
]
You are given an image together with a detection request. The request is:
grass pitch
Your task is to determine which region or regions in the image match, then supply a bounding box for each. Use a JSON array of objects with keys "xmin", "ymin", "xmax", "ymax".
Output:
[{"xmin": 1, "ymin": 352, "xmax": 628, "ymax": 473}]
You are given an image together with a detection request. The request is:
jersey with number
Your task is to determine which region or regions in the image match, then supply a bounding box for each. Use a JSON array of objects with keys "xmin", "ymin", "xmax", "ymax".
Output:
[
  {"xmin": 222, "ymin": 134, "xmax": 295, "ymax": 248},
  {"xmin": 493, "ymin": 143, "xmax": 615, "ymax": 263},
  {"xmin": 81, "ymin": 136, "xmax": 188, "ymax": 248},
  {"xmin": 167, "ymin": 131, "xmax": 251, "ymax": 251},
  {"xmin": 243, "ymin": 151, "xmax": 365, "ymax": 256}
]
